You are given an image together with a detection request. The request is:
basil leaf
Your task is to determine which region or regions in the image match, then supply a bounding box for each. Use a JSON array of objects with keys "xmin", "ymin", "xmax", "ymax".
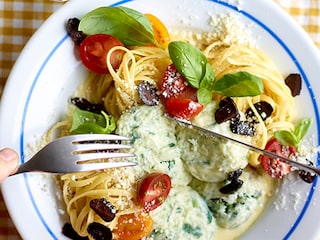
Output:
[
  {"xmin": 212, "ymin": 71, "xmax": 263, "ymax": 97},
  {"xmin": 274, "ymin": 130, "xmax": 299, "ymax": 147},
  {"xmin": 79, "ymin": 6, "xmax": 158, "ymax": 47},
  {"xmin": 294, "ymin": 118, "xmax": 313, "ymax": 142},
  {"xmin": 197, "ymin": 63, "xmax": 215, "ymax": 103},
  {"xmin": 168, "ymin": 41, "xmax": 207, "ymax": 88},
  {"xmin": 70, "ymin": 108, "xmax": 116, "ymax": 134},
  {"xmin": 274, "ymin": 118, "xmax": 313, "ymax": 148}
]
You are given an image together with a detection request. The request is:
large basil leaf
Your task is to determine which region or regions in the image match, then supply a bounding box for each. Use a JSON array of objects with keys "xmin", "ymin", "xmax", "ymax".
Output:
[
  {"xmin": 212, "ymin": 71, "xmax": 263, "ymax": 97},
  {"xmin": 79, "ymin": 6, "xmax": 158, "ymax": 47},
  {"xmin": 168, "ymin": 41, "xmax": 207, "ymax": 88}
]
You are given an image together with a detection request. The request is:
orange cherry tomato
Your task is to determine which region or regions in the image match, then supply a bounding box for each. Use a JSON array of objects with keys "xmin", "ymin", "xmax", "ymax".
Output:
[
  {"xmin": 113, "ymin": 211, "xmax": 153, "ymax": 240},
  {"xmin": 145, "ymin": 13, "xmax": 170, "ymax": 48}
]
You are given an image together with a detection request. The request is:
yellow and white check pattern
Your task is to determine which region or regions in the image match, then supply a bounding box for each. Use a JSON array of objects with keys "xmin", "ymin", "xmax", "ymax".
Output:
[
  {"xmin": 0, "ymin": 0, "xmax": 63, "ymax": 94},
  {"xmin": 276, "ymin": 0, "xmax": 320, "ymax": 48},
  {"xmin": 0, "ymin": 0, "xmax": 320, "ymax": 239}
]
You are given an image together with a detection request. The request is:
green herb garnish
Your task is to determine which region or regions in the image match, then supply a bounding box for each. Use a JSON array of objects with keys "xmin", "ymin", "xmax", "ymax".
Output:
[
  {"xmin": 168, "ymin": 41, "xmax": 263, "ymax": 103},
  {"xmin": 212, "ymin": 71, "xmax": 263, "ymax": 97},
  {"xmin": 78, "ymin": 6, "xmax": 160, "ymax": 47},
  {"xmin": 70, "ymin": 108, "xmax": 116, "ymax": 134},
  {"xmin": 274, "ymin": 118, "xmax": 313, "ymax": 148}
]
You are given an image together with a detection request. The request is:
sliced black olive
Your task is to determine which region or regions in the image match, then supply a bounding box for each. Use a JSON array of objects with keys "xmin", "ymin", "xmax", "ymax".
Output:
[
  {"xmin": 215, "ymin": 97, "xmax": 240, "ymax": 124},
  {"xmin": 87, "ymin": 222, "xmax": 112, "ymax": 240},
  {"xmin": 298, "ymin": 160, "xmax": 316, "ymax": 184},
  {"xmin": 228, "ymin": 169, "xmax": 243, "ymax": 181},
  {"xmin": 299, "ymin": 170, "xmax": 316, "ymax": 184},
  {"xmin": 70, "ymin": 97, "xmax": 106, "ymax": 114},
  {"xmin": 62, "ymin": 223, "xmax": 89, "ymax": 240},
  {"xmin": 230, "ymin": 120, "xmax": 255, "ymax": 136},
  {"xmin": 137, "ymin": 81, "xmax": 160, "ymax": 106},
  {"xmin": 245, "ymin": 101, "xmax": 273, "ymax": 123},
  {"xmin": 66, "ymin": 18, "xmax": 87, "ymax": 45},
  {"xmin": 285, "ymin": 73, "xmax": 302, "ymax": 97},
  {"xmin": 90, "ymin": 198, "xmax": 117, "ymax": 222},
  {"xmin": 138, "ymin": 81, "xmax": 160, "ymax": 106},
  {"xmin": 219, "ymin": 178, "xmax": 244, "ymax": 194}
]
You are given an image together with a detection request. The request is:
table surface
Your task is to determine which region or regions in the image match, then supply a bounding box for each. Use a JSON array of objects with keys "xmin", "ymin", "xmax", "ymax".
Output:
[{"xmin": 1, "ymin": 0, "xmax": 320, "ymax": 239}]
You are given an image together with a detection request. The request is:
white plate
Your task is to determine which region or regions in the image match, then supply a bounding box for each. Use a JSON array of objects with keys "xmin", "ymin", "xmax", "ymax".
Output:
[{"xmin": 1, "ymin": 0, "xmax": 320, "ymax": 239}]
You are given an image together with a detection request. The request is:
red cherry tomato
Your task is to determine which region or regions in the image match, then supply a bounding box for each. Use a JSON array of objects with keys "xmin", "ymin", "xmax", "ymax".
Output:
[
  {"xmin": 160, "ymin": 64, "xmax": 197, "ymax": 101},
  {"xmin": 165, "ymin": 97, "xmax": 203, "ymax": 120},
  {"xmin": 161, "ymin": 64, "xmax": 201, "ymax": 120},
  {"xmin": 138, "ymin": 173, "xmax": 172, "ymax": 212},
  {"xmin": 161, "ymin": 64, "xmax": 187, "ymax": 98},
  {"xmin": 79, "ymin": 34, "xmax": 124, "ymax": 74},
  {"xmin": 260, "ymin": 139, "xmax": 296, "ymax": 178}
]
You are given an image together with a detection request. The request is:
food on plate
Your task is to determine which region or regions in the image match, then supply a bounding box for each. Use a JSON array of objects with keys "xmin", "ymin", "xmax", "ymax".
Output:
[
  {"xmin": 146, "ymin": 186, "xmax": 216, "ymax": 239},
  {"xmin": 53, "ymin": 6, "xmax": 315, "ymax": 239},
  {"xmin": 176, "ymin": 102, "xmax": 250, "ymax": 182},
  {"xmin": 191, "ymin": 167, "xmax": 270, "ymax": 229}
]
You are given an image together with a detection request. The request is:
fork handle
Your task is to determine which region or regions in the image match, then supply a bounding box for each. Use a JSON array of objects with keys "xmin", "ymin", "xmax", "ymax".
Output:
[{"xmin": 10, "ymin": 161, "xmax": 41, "ymax": 175}]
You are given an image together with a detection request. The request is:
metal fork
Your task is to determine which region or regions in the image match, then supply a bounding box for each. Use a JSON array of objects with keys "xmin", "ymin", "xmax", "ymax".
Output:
[{"xmin": 11, "ymin": 134, "xmax": 136, "ymax": 175}]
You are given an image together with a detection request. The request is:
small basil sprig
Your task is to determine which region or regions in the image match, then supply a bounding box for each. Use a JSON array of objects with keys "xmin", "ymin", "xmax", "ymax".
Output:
[
  {"xmin": 78, "ymin": 6, "xmax": 160, "ymax": 47},
  {"xmin": 274, "ymin": 118, "xmax": 313, "ymax": 149},
  {"xmin": 168, "ymin": 41, "xmax": 263, "ymax": 103},
  {"xmin": 70, "ymin": 108, "xmax": 116, "ymax": 134}
]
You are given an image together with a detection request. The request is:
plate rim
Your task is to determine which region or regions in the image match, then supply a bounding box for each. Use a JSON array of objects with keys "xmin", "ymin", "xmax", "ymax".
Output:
[{"xmin": 1, "ymin": 0, "xmax": 320, "ymax": 239}]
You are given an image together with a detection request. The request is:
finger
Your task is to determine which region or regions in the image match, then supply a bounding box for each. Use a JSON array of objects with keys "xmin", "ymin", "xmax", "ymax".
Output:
[{"xmin": 0, "ymin": 148, "xmax": 19, "ymax": 183}]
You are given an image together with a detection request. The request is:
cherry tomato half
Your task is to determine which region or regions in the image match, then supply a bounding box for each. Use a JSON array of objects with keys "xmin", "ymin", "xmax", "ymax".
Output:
[
  {"xmin": 145, "ymin": 13, "xmax": 170, "ymax": 48},
  {"xmin": 79, "ymin": 34, "xmax": 124, "ymax": 74},
  {"xmin": 161, "ymin": 64, "xmax": 202, "ymax": 120},
  {"xmin": 165, "ymin": 98, "xmax": 203, "ymax": 120},
  {"xmin": 161, "ymin": 64, "xmax": 198, "ymax": 100},
  {"xmin": 138, "ymin": 172, "xmax": 172, "ymax": 212},
  {"xmin": 113, "ymin": 211, "xmax": 153, "ymax": 240},
  {"xmin": 260, "ymin": 139, "xmax": 296, "ymax": 178}
]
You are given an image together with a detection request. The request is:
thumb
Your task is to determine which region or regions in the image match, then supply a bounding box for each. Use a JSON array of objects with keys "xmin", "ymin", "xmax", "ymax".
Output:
[{"xmin": 0, "ymin": 148, "xmax": 19, "ymax": 183}]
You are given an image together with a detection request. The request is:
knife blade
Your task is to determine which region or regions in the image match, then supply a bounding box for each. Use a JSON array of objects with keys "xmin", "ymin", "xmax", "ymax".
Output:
[{"xmin": 172, "ymin": 117, "xmax": 320, "ymax": 176}]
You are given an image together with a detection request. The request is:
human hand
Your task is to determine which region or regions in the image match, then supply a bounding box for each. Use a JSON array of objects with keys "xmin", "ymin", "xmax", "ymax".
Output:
[{"xmin": 0, "ymin": 148, "xmax": 19, "ymax": 183}]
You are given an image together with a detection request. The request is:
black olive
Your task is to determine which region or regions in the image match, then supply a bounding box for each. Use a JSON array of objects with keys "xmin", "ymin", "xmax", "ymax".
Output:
[
  {"xmin": 298, "ymin": 160, "xmax": 316, "ymax": 184},
  {"xmin": 228, "ymin": 169, "xmax": 243, "ymax": 181},
  {"xmin": 90, "ymin": 198, "xmax": 117, "ymax": 222},
  {"xmin": 215, "ymin": 97, "xmax": 240, "ymax": 124},
  {"xmin": 66, "ymin": 18, "xmax": 87, "ymax": 45},
  {"xmin": 299, "ymin": 170, "xmax": 316, "ymax": 184},
  {"xmin": 285, "ymin": 73, "xmax": 302, "ymax": 97},
  {"xmin": 70, "ymin": 97, "xmax": 106, "ymax": 114},
  {"xmin": 219, "ymin": 178, "xmax": 244, "ymax": 194},
  {"xmin": 137, "ymin": 81, "xmax": 160, "ymax": 106},
  {"xmin": 87, "ymin": 222, "xmax": 112, "ymax": 240},
  {"xmin": 230, "ymin": 120, "xmax": 255, "ymax": 136},
  {"xmin": 245, "ymin": 101, "xmax": 273, "ymax": 123},
  {"xmin": 62, "ymin": 223, "xmax": 89, "ymax": 240}
]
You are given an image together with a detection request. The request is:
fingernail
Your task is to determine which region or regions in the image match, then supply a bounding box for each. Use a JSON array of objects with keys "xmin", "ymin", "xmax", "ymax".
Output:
[{"xmin": 1, "ymin": 148, "xmax": 18, "ymax": 162}]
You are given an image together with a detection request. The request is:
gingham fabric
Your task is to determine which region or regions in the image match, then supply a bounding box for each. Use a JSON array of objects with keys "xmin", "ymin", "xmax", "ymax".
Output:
[
  {"xmin": 0, "ymin": 0, "xmax": 63, "ymax": 95},
  {"xmin": 0, "ymin": 0, "xmax": 320, "ymax": 239},
  {"xmin": 277, "ymin": 0, "xmax": 320, "ymax": 48}
]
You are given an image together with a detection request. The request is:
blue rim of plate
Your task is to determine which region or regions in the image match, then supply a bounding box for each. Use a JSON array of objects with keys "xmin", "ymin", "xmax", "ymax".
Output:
[{"xmin": 17, "ymin": 0, "xmax": 320, "ymax": 239}]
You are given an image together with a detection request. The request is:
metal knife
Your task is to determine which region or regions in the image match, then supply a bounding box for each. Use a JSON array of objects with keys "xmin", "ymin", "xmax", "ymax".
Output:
[{"xmin": 172, "ymin": 117, "xmax": 320, "ymax": 176}]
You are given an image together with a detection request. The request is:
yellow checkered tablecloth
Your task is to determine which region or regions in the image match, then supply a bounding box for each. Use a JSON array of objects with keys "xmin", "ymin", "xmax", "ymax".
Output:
[
  {"xmin": 0, "ymin": 0, "xmax": 63, "ymax": 94},
  {"xmin": 0, "ymin": 0, "xmax": 320, "ymax": 239}
]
